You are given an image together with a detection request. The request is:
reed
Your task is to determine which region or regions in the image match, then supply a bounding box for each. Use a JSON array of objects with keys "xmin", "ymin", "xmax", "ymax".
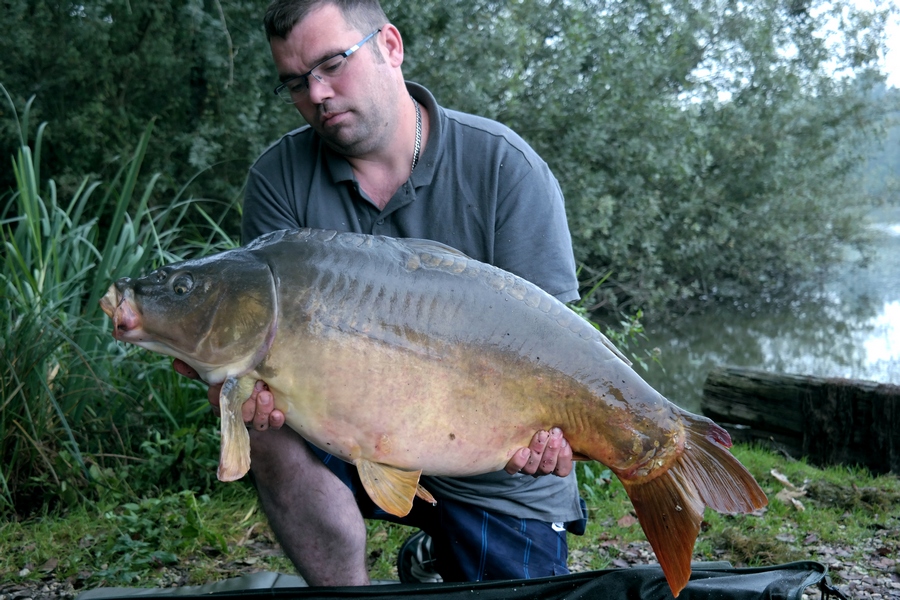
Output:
[{"xmin": 0, "ymin": 86, "xmax": 238, "ymax": 515}]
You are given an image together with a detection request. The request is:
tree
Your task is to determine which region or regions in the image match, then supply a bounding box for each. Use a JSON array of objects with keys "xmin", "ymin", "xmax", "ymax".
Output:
[
  {"xmin": 0, "ymin": 0, "xmax": 296, "ymax": 222},
  {"xmin": 2, "ymin": 0, "xmax": 896, "ymax": 315},
  {"xmin": 388, "ymin": 0, "xmax": 898, "ymax": 313}
]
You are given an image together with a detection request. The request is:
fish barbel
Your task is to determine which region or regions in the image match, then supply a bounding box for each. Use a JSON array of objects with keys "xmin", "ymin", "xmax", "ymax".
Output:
[{"xmin": 99, "ymin": 228, "xmax": 767, "ymax": 596}]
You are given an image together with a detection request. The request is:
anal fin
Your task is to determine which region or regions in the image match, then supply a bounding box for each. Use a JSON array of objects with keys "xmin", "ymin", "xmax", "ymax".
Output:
[
  {"xmin": 416, "ymin": 484, "xmax": 436, "ymax": 505},
  {"xmin": 356, "ymin": 459, "xmax": 423, "ymax": 517},
  {"xmin": 217, "ymin": 376, "xmax": 255, "ymax": 482}
]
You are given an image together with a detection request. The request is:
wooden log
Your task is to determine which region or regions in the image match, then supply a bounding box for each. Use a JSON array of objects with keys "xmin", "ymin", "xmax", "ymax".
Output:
[{"xmin": 701, "ymin": 366, "xmax": 900, "ymax": 474}]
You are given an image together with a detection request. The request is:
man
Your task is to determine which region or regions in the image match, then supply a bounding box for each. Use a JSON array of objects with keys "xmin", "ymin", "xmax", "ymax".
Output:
[{"xmin": 176, "ymin": 0, "xmax": 585, "ymax": 585}]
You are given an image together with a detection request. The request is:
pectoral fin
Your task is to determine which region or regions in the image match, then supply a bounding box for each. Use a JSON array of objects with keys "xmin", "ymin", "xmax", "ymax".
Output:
[
  {"xmin": 356, "ymin": 460, "xmax": 424, "ymax": 517},
  {"xmin": 217, "ymin": 376, "xmax": 255, "ymax": 482}
]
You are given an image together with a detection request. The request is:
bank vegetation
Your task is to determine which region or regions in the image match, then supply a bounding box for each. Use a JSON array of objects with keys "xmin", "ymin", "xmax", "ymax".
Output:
[{"xmin": 1, "ymin": 0, "xmax": 899, "ymax": 574}]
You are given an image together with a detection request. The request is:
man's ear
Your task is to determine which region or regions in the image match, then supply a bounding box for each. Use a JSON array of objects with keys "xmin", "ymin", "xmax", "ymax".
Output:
[{"xmin": 380, "ymin": 23, "xmax": 404, "ymax": 67}]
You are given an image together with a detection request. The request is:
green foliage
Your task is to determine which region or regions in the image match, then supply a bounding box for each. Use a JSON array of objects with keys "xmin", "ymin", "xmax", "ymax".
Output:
[
  {"xmin": 0, "ymin": 0, "xmax": 291, "ymax": 222},
  {"xmin": 2, "ymin": 0, "xmax": 897, "ymax": 314},
  {"xmin": 389, "ymin": 0, "xmax": 898, "ymax": 313},
  {"xmin": 694, "ymin": 446, "xmax": 900, "ymax": 567},
  {"xmin": 0, "ymin": 310, "xmax": 84, "ymax": 512},
  {"xmin": 96, "ymin": 491, "xmax": 227, "ymax": 584},
  {"xmin": 569, "ymin": 274, "xmax": 663, "ymax": 372},
  {"xmin": 0, "ymin": 88, "xmax": 237, "ymax": 516},
  {"xmin": 576, "ymin": 463, "xmax": 615, "ymax": 507},
  {"xmin": 130, "ymin": 427, "xmax": 221, "ymax": 494},
  {"xmin": 79, "ymin": 426, "xmax": 221, "ymax": 510},
  {"xmin": 859, "ymin": 85, "xmax": 900, "ymax": 204}
]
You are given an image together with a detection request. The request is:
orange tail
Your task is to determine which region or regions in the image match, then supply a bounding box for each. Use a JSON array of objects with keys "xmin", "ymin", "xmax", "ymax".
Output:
[{"xmin": 620, "ymin": 413, "xmax": 768, "ymax": 597}]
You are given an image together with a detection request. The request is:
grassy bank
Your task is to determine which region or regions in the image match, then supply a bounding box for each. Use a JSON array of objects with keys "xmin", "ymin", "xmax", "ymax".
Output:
[{"xmin": 1, "ymin": 444, "xmax": 898, "ymax": 593}]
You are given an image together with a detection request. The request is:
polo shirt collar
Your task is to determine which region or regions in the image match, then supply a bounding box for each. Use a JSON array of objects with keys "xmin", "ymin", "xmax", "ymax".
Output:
[{"xmin": 407, "ymin": 81, "xmax": 441, "ymax": 189}]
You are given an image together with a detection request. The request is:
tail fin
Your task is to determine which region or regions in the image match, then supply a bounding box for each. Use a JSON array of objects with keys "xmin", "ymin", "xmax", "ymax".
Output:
[{"xmin": 620, "ymin": 413, "xmax": 768, "ymax": 597}]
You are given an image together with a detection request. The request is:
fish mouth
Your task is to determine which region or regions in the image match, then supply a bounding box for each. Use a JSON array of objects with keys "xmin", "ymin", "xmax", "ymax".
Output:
[
  {"xmin": 99, "ymin": 283, "xmax": 119, "ymax": 319},
  {"xmin": 99, "ymin": 283, "xmax": 143, "ymax": 342}
]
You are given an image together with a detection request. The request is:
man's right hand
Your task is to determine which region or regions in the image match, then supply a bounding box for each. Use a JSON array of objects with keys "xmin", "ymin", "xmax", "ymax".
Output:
[{"xmin": 172, "ymin": 359, "xmax": 285, "ymax": 430}]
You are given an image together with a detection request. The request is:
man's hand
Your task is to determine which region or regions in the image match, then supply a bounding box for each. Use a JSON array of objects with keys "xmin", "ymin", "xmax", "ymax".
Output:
[
  {"xmin": 505, "ymin": 428, "xmax": 573, "ymax": 477},
  {"xmin": 172, "ymin": 359, "xmax": 285, "ymax": 430}
]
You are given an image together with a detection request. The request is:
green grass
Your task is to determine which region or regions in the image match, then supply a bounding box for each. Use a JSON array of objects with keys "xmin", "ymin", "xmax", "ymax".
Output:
[
  {"xmin": 1, "ymin": 444, "xmax": 897, "ymax": 590},
  {"xmin": 567, "ymin": 445, "xmax": 900, "ymax": 571}
]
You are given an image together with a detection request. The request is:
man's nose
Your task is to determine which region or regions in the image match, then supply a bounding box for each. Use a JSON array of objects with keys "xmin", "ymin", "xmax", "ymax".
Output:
[{"xmin": 307, "ymin": 75, "xmax": 334, "ymax": 105}]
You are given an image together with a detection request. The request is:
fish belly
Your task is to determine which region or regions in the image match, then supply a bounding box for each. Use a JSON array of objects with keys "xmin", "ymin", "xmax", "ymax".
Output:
[
  {"xmin": 255, "ymin": 320, "xmax": 681, "ymax": 480},
  {"xmin": 258, "ymin": 333, "xmax": 564, "ymax": 475}
]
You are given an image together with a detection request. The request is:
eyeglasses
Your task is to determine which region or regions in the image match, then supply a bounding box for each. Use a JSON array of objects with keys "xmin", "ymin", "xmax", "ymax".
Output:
[{"xmin": 274, "ymin": 28, "xmax": 382, "ymax": 103}]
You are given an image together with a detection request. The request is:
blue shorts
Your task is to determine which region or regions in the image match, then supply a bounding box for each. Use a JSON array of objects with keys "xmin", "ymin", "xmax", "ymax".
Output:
[{"xmin": 309, "ymin": 443, "xmax": 586, "ymax": 582}]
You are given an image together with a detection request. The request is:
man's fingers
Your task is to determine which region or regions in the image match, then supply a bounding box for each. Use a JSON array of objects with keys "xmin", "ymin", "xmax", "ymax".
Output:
[
  {"xmin": 508, "ymin": 429, "xmax": 574, "ymax": 478},
  {"xmin": 240, "ymin": 388, "xmax": 258, "ymax": 423},
  {"xmin": 519, "ymin": 430, "xmax": 549, "ymax": 475},
  {"xmin": 268, "ymin": 407, "xmax": 286, "ymax": 429},
  {"xmin": 175, "ymin": 361, "xmax": 277, "ymax": 429},
  {"xmin": 504, "ymin": 448, "xmax": 531, "ymax": 474},
  {"xmin": 251, "ymin": 384, "xmax": 273, "ymax": 430},
  {"xmin": 538, "ymin": 428, "xmax": 562, "ymax": 473},
  {"xmin": 554, "ymin": 436, "xmax": 574, "ymax": 477},
  {"xmin": 243, "ymin": 382, "xmax": 285, "ymax": 430},
  {"xmin": 538, "ymin": 427, "xmax": 573, "ymax": 476},
  {"xmin": 173, "ymin": 358, "xmax": 201, "ymax": 381}
]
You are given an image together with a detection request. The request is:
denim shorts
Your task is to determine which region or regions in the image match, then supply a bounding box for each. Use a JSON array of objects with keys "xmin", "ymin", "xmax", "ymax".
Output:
[{"xmin": 309, "ymin": 443, "xmax": 587, "ymax": 582}]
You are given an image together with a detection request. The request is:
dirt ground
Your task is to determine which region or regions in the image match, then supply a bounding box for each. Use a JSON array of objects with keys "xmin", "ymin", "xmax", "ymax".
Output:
[{"xmin": 3, "ymin": 533, "xmax": 899, "ymax": 600}]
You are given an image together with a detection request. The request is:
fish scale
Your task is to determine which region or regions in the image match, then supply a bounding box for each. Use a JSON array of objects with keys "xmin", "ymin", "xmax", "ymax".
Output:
[{"xmin": 100, "ymin": 227, "xmax": 767, "ymax": 597}]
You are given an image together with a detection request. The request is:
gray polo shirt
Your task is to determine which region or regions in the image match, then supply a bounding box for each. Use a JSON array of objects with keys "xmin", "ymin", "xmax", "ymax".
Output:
[{"xmin": 242, "ymin": 82, "xmax": 583, "ymax": 524}]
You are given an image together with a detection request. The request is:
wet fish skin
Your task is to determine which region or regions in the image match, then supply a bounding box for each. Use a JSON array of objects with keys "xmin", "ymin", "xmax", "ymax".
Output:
[{"xmin": 99, "ymin": 228, "xmax": 767, "ymax": 597}]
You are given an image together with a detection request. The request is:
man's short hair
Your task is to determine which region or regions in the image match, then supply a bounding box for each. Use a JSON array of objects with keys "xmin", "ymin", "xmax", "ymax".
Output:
[{"xmin": 264, "ymin": 0, "xmax": 389, "ymax": 40}]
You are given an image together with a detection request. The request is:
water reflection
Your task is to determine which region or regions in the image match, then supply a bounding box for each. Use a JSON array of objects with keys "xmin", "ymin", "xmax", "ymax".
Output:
[{"xmin": 635, "ymin": 206, "xmax": 900, "ymax": 413}]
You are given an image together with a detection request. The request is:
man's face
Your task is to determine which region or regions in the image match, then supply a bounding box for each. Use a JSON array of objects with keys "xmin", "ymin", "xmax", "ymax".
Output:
[{"xmin": 270, "ymin": 4, "xmax": 396, "ymax": 158}]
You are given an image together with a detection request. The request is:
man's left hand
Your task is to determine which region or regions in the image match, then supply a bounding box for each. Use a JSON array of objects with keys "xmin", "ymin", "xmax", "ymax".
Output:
[{"xmin": 505, "ymin": 428, "xmax": 573, "ymax": 477}]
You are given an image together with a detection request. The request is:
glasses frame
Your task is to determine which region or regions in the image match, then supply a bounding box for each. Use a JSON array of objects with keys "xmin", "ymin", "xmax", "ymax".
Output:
[{"xmin": 274, "ymin": 28, "xmax": 382, "ymax": 102}]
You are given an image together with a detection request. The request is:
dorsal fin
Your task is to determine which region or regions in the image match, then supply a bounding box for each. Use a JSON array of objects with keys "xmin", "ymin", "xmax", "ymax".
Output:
[{"xmin": 399, "ymin": 237, "xmax": 472, "ymax": 259}]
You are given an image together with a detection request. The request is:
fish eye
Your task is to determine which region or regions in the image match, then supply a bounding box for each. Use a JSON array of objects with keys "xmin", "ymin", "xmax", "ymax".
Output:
[{"xmin": 172, "ymin": 274, "xmax": 194, "ymax": 296}]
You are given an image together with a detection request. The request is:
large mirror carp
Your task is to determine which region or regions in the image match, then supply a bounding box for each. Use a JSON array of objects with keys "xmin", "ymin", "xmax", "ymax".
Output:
[{"xmin": 100, "ymin": 228, "xmax": 767, "ymax": 596}]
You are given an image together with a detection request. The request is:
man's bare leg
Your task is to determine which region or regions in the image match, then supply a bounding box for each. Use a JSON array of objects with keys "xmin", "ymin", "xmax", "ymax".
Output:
[{"xmin": 248, "ymin": 425, "xmax": 370, "ymax": 586}]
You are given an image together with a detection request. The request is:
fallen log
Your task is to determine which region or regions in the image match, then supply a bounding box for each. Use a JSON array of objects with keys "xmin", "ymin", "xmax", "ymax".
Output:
[{"xmin": 701, "ymin": 366, "xmax": 900, "ymax": 474}]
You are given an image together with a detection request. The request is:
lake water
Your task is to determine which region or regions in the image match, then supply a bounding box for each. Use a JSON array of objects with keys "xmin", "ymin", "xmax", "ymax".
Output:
[{"xmin": 632, "ymin": 205, "xmax": 900, "ymax": 414}]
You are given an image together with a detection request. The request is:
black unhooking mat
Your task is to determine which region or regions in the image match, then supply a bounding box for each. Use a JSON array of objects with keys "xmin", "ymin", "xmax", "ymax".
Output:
[{"xmin": 77, "ymin": 561, "xmax": 847, "ymax": 600}]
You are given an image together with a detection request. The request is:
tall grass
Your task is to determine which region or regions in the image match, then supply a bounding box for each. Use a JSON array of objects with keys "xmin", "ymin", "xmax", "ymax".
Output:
[{"xmin": 0, "ymin": 86, "xmax": 239, "ymax": 516}]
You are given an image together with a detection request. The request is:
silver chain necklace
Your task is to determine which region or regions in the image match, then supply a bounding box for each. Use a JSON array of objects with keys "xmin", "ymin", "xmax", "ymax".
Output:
[{"xmin": 411, "ymin": 96, "xmax": 422, "ymax": 174}]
